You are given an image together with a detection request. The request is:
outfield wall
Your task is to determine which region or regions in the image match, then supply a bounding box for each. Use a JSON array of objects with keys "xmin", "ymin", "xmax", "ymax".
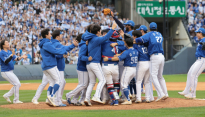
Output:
[{"xmin": 0, "ymin": 47, "xmax": 198, "ymax": 81}]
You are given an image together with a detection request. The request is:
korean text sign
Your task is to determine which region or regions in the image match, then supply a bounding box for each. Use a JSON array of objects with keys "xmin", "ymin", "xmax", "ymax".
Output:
[{"xmin": 136, "ymin": 1, "xmax": 186, "ymax": 17}]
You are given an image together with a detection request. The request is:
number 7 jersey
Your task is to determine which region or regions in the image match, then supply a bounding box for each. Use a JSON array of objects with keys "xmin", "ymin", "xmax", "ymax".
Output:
[
  {"xmin": 140, "ymin": 31, "xmax": 164, "ymax": 55},
  {"xmin": 118, "ymin": 48, "xmax": 139, "ymax": 67}
]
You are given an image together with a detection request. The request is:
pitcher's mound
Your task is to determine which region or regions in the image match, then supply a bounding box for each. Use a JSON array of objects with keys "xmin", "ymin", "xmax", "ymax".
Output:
[{"xmin": 1, "ymin": 98, "xmax": 205, "ymax": 110}]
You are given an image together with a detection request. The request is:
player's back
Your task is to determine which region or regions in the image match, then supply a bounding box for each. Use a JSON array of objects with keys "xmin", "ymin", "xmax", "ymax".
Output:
[
  {"xmin": 147, "ymin": 31, "xmax": 164, "ymax": 55},
  {"xmin": 101, "ymin": 40, "xmax": 120, "ymax": 64},
  {"xmin": 133, "ymin": 43, "xmax": 150, "ymax": 61},
  {"xmin": 196, "ymin": 37, "xmax": 205, "ymax": 58},
  {"xmin": 120, "ymin": 48, "xmax": 138, "ymax": 67}
]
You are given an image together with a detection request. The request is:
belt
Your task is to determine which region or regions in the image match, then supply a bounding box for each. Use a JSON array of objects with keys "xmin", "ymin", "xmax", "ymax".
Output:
[
  {"xmin": 198, "ymin": 57, "xmax": 205, "ymax": 59},
  {"xmin": 103, "ymin": 63, "xmax": 118, "ymax": 66},
  {"xmin": 151, "ymin": 53, "xmax": 163, "ymax": 56}
]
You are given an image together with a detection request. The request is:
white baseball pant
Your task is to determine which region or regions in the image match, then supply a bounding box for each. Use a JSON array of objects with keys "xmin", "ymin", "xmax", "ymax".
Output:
[
  {"xmin": 43, "ymin": 66, "xmax": 62, "ymax": 106},
  {"xmin": 121, "ymin": 67, "xmax": 136, "ymax": 90},
  {"xmin": 85, "ymin": 63, "xmax": 106, "ymax": 99},
  {"xmin": 59, "ymin": 71, "xmax": 66, "ymax": 100},
  {"xmin": 150, "ymin": 53, "xmax": 168, "ymax": 98},
  {"xmin": 32, "ymin": 74, "xmax": 49, "ymax": 100},
  {"xmin": 1, "ymin": 71, "xmax": 21, "ymax": 103},
  {"xmin": 101, "ymin": 85, "xmax": 109, "ymax": 101},
  {"xmin": 136, "ymin": 61, "xmax": 150, "ymax": 101},
  {"xmin": 102, "ymin": 64, "xmax": 119, "ymax": 84},
  {"xmin": 182, "ymin": 57, "xmax": 205, "ymax": 97},
  {"xmin": 118, "ymin": 61, "xmax": 125, "ymax": 99},
  {"xmin": 72, "ymin": 88, "xmax": 87, "ymax": 103},
  {"xmin": 66, "ymin": 70, "xmax": 89, "ymax": 99}
]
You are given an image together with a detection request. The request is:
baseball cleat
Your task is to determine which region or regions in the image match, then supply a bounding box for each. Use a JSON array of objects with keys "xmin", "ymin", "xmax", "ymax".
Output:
[
  {"xmin": 46, "ymin": 98, "xmax": 53, "ymax": 106},
  {"xmin": 114, "ymin": 100, "xmax": 119, "ymax": 106},
  {"xmin": 184, "ymin": 94, "xmax": 196, "ymax": 99},
  {"xmin": 91, "ymin": 97, "xmax": 104, "ymax": 104},
  {"xmin": 67, "ymin": 98, "xmax": 71, "ymax": 104},
  {"xmin": 155, "ymin": 95, "xmax": 166, "ymax": 102},
  {"xmin": 61, "ymin": 99, "xmax": 67, "ymax": 102},
  {"xmin": 142, "ymin": 99, "xmax": 151, "ymax": 103},
  {"xmin": 80, "ymin": 101, "xmax": 85, "ymax": 105},
  {"xmin": 13, "ymin": 100, "xmax": 23, "ymax": 104},
  {"xmin": 178, "ymin": 92, "xmax": 186, "ymax": 96},
  {"xmin": 110, "ymin": 100, "xmax": 115, "ymax": 106},
  {"xmin": 121, "ymin": 100, "xmax": 132, "ymax": 105},
  {"xmin": 135, "ymin": 99, "xmax": 142, "ymax": 103},
  {"xmin": 163, "ymin": 95, "xmax": 169, "ymax": 100},
  {"xmin": 3, "ymin": 95, "xmax": 11, "ymax": 103},
  {"xmin": 47, "ymin": 95, "xmax": 56, "ymax": 107},
  {"xmin": 32, "ymin": 99, "xmax": 39, "ymax": 105},
  {"xmin": 129, "ymin": 94, "xmax": 132, "ymax": 99},
  {"xmin": 131, "ymin": 97, "xmax": 136, "ymax": 102},
  {"xmin": 74, "ymin": 102, "xmax": 82, "ymax": 106},
  {"xmin": 118, "ymin": 98, "xmax": 125, "ymax": 103},
  {"xmin": 58, "ymin": 103, "xmax": 67, "ymax": 107},
  {"xmin": 84, "ymin": 98, "xmax": 92, "ymax": 106},
  {"xmin": 102, "ymin": 99, "xmax": 109, "ymax": 105}
]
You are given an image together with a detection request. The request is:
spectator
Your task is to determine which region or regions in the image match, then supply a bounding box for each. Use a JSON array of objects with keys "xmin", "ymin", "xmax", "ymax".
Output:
[{"xmin": 23, "ymin": 58, "xmax": 30, "ymax": 65}]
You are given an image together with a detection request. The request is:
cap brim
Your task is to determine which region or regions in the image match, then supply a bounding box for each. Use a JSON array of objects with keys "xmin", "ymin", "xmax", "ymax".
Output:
[
  {"xmin": 195, "ymin": 30, "xmax": 199, "ymax": 33},
  {"xmin": 124, "ymin": 23, "xmax": 130, "ymax": 25}
]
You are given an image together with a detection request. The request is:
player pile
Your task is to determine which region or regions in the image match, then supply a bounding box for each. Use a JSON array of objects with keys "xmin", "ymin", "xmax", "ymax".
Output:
[{"xmin": 1, "ymin": 9, "xmax": 170, "ymax": 106}]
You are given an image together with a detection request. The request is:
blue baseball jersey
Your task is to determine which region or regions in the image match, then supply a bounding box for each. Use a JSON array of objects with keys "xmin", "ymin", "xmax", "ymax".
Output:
[
  {"xmin": 84, "ymin": 29, "xmax": 114, "ymax": 64},
  {"xmin": 195, "ymin": 38, "xmax": 205, "ymax": 58},
  {"xmin": 140, "ymin": 31, "xmax": 164, "ymax": 55},
  {"xmin": 101, "ymin": 40, "xmax": 127, "ymax": 64},
  {"xmin": 0, "ymin": 50, "xmax": 17, "ymax": 72},
  {"xmin": 118, "ymin": 48, "xmax": 138, "ymax": 67},
  {"xmin": 133, "ymin": 43, "xmax": 150, "ymax": 61},
  {"xmin": 124, "ymin": 30, "xmax": 133, "ymax": 36},
  {"xmin": 77, "ymin": 40, "xmax": 89, "ymax": 71}
]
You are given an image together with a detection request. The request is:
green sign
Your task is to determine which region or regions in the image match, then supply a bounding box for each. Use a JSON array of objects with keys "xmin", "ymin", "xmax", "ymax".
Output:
[{"xmin": 136, "ymin": 1, "xmax": 186, "ymax": 17}]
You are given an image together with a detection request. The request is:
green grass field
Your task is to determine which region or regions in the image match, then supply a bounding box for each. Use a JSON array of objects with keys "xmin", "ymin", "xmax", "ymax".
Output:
[{"xmin": 0, "ymin": 74, "xmax": 205, "ymax": 117}]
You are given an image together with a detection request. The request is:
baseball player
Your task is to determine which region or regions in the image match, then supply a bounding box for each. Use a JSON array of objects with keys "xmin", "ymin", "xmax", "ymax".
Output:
[
  {"xmin": 38, "ymin": 28, "xmax": 68, "ymax": 107},
  {"xmin": 132, "ymin": 29, "xmax": 151, "ymax": 103},
  {"xmin": 66, "ymin": 33, "xmax": 92, "ymax": 106},
  {"xmin": 67, "ymin": 25, "xmax": 93, "ymax": 106},
  {"xmin": 178, "ymin": 28, "xmax": 205, "ymax": 99},
  {"xmin": 135, "ymin": 22, "xmax": 169, "ymax": 102},
  {"xmin": 32, "ymin": 30, "xmax": 78, "ymax": 106},
  {"xmin": 136, "ymin": 25, "xmax": 155, "ymax": 102},
  {"xmin": 101, "ymin": 30, "xmax": 127, "ymax": 106},
  {"xmin": 104, "ymin": 37, "xmax": 138, "ymax": 105},
  {"xmin": 83, "ymin": 23, "xmax": 117, "ymax": 106},
  {"xmin": 0, "ymin": 40, "xmax": 27, "ymax": 104}
]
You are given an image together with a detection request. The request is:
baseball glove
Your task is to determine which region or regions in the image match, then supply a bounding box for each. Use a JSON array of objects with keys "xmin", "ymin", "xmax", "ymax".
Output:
[
  {"xmin": 102, "ymin": 8, "xmax": 111, "ymax": 15},
  {"xmin": 200, "ymin": 42, "xmax": 205, "ymax": 50}
]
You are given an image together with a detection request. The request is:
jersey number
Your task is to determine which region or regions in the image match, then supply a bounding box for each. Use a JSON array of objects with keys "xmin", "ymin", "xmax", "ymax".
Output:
[
  {"xmin": 156, "ymin": 36, "xmax": 162, "ymax": 43},
  {"xmin": 142, "ymin": 47, "xmax": 148, "ymax": 54},
  {"xmin": 131, "ymin": 57, "xmax": 138, "ymax": 64},
  {"xmin": 111, "ymin": 46, "xmax": 118, "ymax": 54}
]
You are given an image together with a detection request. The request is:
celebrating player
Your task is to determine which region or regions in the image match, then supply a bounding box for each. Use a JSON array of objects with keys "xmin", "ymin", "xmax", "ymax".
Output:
[
  {"xmin": 135, "ymin": 22, "xmax": 169, "ymax": 102},
  {"xmin": 83, "ymin": 22, "xmax": 117, "ymax": 106},
  {"xmin": 104, "ymin": 37, "xmax": 138, "ymax": 105},
  {"xmin": 178, "ymin": 28, "xmax": 205, "ymax": 99},
  {"xmin": 0, "ymin": 39, "xmax": 27, "ymax": 104},
  {"xmin": 38, "ymin": 28, "xmax": 68, "ymax": 106}
]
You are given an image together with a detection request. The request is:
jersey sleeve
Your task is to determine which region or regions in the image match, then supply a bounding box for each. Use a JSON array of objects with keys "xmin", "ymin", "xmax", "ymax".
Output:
[
  {"xmin": 79, "ymin": 45, "xmax": 89, "ymax": 62},
  {"xmin": 141, "ymin": 33, "xmax": 150, "ymax": 43},
  {"xmin": 118, "ymin": 45, "xmax": 127, "ymax": 53},
  {"xmin": 118, "ymin": 50, "xmax": 128, "ymax": 61},
  {"xmin": 95, "ymin": 29, "xmax": 114, "ymax": 45},
  {"xmin": 43, "ymin": 42, "xmax": 67, "ymax": 55},
  {"xmin": 12, "ymin": 55, "xmax": 17, "ymax": 60}
]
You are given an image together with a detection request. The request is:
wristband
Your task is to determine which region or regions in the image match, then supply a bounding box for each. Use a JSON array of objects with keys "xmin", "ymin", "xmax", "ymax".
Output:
[{"xmin": 108, "ymin": 58, "xmax": 112, "ymax": 61}]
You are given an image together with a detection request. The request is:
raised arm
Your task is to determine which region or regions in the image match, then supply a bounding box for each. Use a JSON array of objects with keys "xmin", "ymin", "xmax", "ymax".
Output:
[
  {"xmin": 111, "ymin": 12, "xmax": 125, "ymax": 30},
  {"xmin": 43, "ymin": 42, "xmax": 67, "ymax": 55}
]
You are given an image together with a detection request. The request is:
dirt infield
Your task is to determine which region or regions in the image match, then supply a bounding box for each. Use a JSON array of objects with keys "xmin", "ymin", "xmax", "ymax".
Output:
[
  {"xmin": 1, "ymin": 82, "xmax": 205, "ymax": 90},
  {"xmin": 2, "ymin": 97, "xmax": 205, "ymax": 110}
]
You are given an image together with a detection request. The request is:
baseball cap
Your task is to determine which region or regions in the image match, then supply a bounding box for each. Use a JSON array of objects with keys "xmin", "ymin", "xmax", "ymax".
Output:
[
  {"xmin": 195, "ymin": 28, "xmax": 205, "ymax": 34},
  {"xmin": 149, "ymin": 22, "xmax": 157, "ymax": 29},
  {"xmin": 137, "ymin": 25, "xmax": 147, "ymax": 31},
  {"xmin": 110, "ymin": 30, "xmax": 120, "ymax": 39},
  {"xmin": 124, "ymin": 20, "xmax": 135, "ymax": 27}
]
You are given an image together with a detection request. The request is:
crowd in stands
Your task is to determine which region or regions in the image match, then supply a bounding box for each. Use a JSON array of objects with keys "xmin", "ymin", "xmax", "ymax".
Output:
[
  {"xmin": 0, "ymin": 0, "xmax": 129, "ymax": 65},
  {"xmin": 187, "ymin": 0, "xmax": 205, "ymax": 42}
]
